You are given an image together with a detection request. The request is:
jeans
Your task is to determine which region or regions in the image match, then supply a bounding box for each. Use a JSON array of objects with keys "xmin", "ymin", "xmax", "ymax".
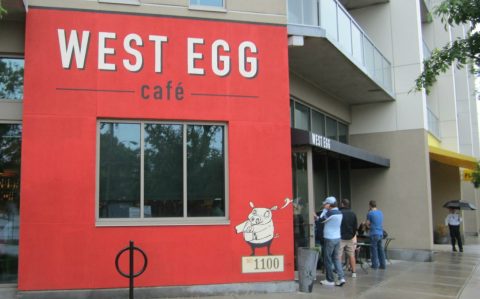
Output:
[
  {"xmin": 370, "ymin": 234, "xmax": 386, "ymax": 269},
  {"xmin": 324, "ymin": 238, "xmax": 344, "ymax": 282}
]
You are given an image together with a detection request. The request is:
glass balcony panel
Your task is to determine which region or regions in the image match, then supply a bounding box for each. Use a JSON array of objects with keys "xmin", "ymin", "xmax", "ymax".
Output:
[
  {"xmin": 374, "ymin": 50, "xmax": 383, "ymax": 85},
  {"xmin": 303, "ymin": 0, "xmax": 318, "ymax": 26},
  {"xmin": 363, "ymin": 36, "xmax": 375, "ymax": 75},
  {"xmin": 427, "ymin": 107, "xmax": 440, "ymax": 137},
  {"xmin": 383, "ymin": 57, "xmax": 392, "ymax": 92},
  {"xmin": 423, "ymin": 40, "xmax": 431, "ymax": 60},
  {"xmin": 351, "ymin": 23, "xmax": 363, "ymax": 64},
  {"xmin": 320, "ymin": 0, "xmax": 338, "ymax": 40},
  {"xmin": 337, "ymin": 7, "xmax": 352, "ymax": 55},
  {"xmin": 288, "ymin": 0, "xmax": 394, "ymax": 96},
  {"xmin": 287, "ymin": 0, "xmax": 302, "ymax": 25}
]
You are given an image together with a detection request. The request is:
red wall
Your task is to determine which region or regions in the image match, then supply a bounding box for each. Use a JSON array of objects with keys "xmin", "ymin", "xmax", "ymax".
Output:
[{"xmin": 19, "ymin": 8, "xmax": 292, "ymax": 290}]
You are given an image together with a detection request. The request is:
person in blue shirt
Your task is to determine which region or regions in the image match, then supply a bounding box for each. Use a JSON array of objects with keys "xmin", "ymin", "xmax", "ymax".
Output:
[
  {"xmin": 316, "ymin": 196, "xmax": 346, "ymax": 286},
  {"xmin": 366, "ymin": 200, "xmax": 386, "ymax": 269}
]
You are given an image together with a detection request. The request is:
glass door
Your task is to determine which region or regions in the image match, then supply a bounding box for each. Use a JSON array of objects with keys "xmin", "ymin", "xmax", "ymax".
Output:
[
  {"xmin": 0, "ymin": 123, "xmax": 21, "ymax": 283},
  {"xmin": 292, "ymin": 148, "xmax": 315, "ymax": 265}
]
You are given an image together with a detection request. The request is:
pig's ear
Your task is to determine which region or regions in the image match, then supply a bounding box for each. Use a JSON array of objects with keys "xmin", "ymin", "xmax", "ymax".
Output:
[
  {"xmin": 271, "ymin": 206, "xmax": 278, "ymax": 211},
  {"xmin": 249, "ymin": 202, "xmax": 255, "ymax": 208}
]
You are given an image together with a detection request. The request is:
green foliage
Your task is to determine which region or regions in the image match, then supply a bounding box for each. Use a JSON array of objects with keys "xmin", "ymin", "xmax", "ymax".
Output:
[
  {"xmin": 471, "ymin": 162, "xmax": 480, "ymax": 188},
  {"xmin": 0, "ymin": 59, "xmax": 24, "ymax": 100},
  {"xmin": 414, "ymin": 0, "xmax": 480, "ymax": 93},
  {"xmin": 0, "ymin": 1, "xmax": 6, "ymax": 19}
]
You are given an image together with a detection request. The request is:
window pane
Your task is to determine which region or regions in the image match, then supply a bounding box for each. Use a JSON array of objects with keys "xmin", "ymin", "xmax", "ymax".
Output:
[
  {"xmin": 290, "ymin": 99, "xmax": 294, "ymax": 128},
  {"xmin": 340, "ymin": 160, "xmax": 350, "ymax": 200},
  {"xmin": 0, "ymin": 58, "xmax": 24, "ymax": 100},
  {"xmin": 144, "ymin": 124, "xmax": 183, "ymax": 217},
  {"xmin": 187, "ymin": 125, "xmax": 225, "ymax": 217},
  {"xmin": 0, "ymin": 124, "xmax": 22, "ymax": 283},
  {"xmin": 292, "ymin": 152, "xmax": 309, "ymax": 249},
  {"xmin": 190, "ymin": 0, "xmax": 223, "ymax": 7},
  {"xmin": 313, "ymin": 152, "xmax": 327, "ymax": 211},
  {"xmin": 294, "ymin": 102, "xmax": 310, "ymax": 131},
  {"xmin": 311, "ymin": 110, "xmax": 325, "ymax": 136},
  {"xmin": 326, "ymin": 116, "xmax": 337, "ymax": 140},
  {"xmin": 338, "ymin": 122, "xmax": 348, "ymax": 144},
  {"xmin": 99, "ymin": 123, "xmax": 141, "ymax": 218},
  {"xmin": 327, "ymin": 157, "xmax": 340, "ymax": 200}
]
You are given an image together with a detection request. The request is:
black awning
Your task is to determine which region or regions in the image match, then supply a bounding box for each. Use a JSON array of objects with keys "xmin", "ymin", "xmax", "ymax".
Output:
[{"xmin": 291, "ymin": 128, "xmax": 390, "ymax": 169}]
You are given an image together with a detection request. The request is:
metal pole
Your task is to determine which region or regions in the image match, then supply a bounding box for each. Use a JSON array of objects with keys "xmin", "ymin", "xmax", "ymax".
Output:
[{"xmin": 129, "ymin": 241, "xmax": 134, "ymax": 299}]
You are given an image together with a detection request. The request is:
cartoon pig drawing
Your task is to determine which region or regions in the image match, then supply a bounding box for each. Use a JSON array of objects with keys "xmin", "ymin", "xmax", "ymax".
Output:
[{"xmin": 235, "ymin": 202, "xmax": 278, "ymax": 256}]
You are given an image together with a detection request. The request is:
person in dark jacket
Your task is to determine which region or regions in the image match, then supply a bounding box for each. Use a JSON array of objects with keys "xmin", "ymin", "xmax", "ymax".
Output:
[{"xmin": 338, "ymin": 198, "xmax": 358, "ymax": 277}]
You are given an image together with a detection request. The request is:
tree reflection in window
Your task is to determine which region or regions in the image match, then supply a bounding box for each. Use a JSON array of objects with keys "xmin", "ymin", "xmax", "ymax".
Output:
[
  {"xmin": 0, "ymin": 58, "xmax": 24, "ymax": 100},
  {"xmin": 98, "ymin": 122, "xmax": 226, "ymax": 220},
  {"xmin": 187, "ymin": 125, "xmax": 225, "ymax": 217},
  {"xmin": 144, "ymin": 124, "xmax": 183, "ymax": 217},
  {"xmin": 0, "ymin": 124, "xmax": 22, "ymax": 283},
  {"xmin": 99, "ymin": 123, "xmax": 141, "ymax": 218}
]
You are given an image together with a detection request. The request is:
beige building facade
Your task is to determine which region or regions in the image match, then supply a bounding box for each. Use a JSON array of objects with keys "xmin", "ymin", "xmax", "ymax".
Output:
[{"xmin": 288, "ymin": 0, "xmax": 479, "ymax": 259}]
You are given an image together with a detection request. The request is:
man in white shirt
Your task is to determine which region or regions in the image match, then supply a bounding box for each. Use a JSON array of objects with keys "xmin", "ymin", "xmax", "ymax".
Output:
[
  {"xmin": 445, "ymin": 208, "xmax": 463, "ymax": 252},
  {"xmin": 317, "ymin": 196, "xmax": 345, "ymax": 287}
]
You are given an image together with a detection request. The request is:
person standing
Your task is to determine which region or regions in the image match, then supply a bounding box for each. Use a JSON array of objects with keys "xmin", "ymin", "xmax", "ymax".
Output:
[
  {"xmin": 366, "ymin": 200, "xmax": 386, "ymax": 270},
  {"xmin": 317, "ymin": 196, "xmax": 346, "ymax": 287},
  {"xmin": 339, "ymin": 198, "xmax": 358, "ymax": 277},
  {"xmin": 445, "ymin": 208, "xmax": 463, "ymax": 252}
]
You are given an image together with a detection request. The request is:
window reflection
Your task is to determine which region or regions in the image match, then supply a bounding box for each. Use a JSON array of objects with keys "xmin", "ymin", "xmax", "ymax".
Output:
[
  {"xmin": 99, "ymin": 123, "xmax": 141, "ymax": 218},
  {"xmin": 187, "ymin": 125, "xmax": 225, "ymax": 217},
  {"xmin": 326, "ymin": 116, "xmax": 337, "ymax": 140},
  {"xmin": 294, "ymin": 102, "xmax": 310, "ymax": 131},
  {"xmin": 190, "ymin": 0, "xmax": 223, "ymax": 7},
  {"xmin": 144, "ymin": 124, "xmax": 183, "ymax": 217},
  {"xmin": 290, "ymin": 99, "xmax": 349, "ymax": 144},
  {"xmin": 0, "ymin": 124, "xmax": 21, "ymax": 283},
  {"xmin": 0, "ymin": 58, "xmax": 24, "ymax": 100},
  {"xmin": 98, "ymin": 122, "xmax": 227, "ymax": 220}
]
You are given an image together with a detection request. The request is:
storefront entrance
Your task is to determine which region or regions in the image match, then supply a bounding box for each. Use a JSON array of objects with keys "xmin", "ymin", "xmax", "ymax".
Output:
[
  {"xmin": 291, "ymin": 128, "xmax": 389, "ymax": 260},
  {"xmin": 0, "ymin": 124, "xmax": 21, "ymax": 283},
  {"xmin": 292, "ymin": 147, "xmax": 351, "ymax": 258}
]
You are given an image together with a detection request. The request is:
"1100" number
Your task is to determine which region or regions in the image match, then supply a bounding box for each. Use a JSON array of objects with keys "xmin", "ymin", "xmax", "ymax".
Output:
[{"xmin": 242, "ymin": 255, "xmax": 284, "ymax": 273}]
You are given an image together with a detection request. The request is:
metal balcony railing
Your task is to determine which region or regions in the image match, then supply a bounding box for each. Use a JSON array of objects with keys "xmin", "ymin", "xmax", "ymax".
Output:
[
  {"xmin": 427, "ymin": 106, "xmax": 440, "ymax": 138},
  {"xmin": 287, "ymin": 0, "xmax": 394, "ymax": 94}
]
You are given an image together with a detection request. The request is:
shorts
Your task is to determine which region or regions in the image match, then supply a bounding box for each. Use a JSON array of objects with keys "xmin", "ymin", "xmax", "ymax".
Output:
[{"xmin": 338, "ymin": 238, "xmax": 356, "ymax": 258}]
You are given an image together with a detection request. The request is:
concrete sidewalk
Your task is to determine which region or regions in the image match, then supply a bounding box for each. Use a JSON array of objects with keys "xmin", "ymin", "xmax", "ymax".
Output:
[{"xmin": 158, "ymin": 237, "xmax": 480, "ymax": 299}]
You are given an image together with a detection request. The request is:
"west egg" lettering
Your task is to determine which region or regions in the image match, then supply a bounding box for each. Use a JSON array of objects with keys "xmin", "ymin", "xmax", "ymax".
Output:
[{"xmin": 57, "ymin": 29, "xmax": 259, "ymax": 79}]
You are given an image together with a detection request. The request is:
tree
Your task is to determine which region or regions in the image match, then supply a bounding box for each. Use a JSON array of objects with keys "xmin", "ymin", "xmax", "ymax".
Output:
[
  {"xmin": 0, "ymin": 59, "xmax": 24, "ymax": 100},
  {"xmin": 0, "ymin": 4, "xmax": 6, "ymax": 19},
  {"xmin": 414, "ymin": 0, "xmax": 480, "ymax": 94}
]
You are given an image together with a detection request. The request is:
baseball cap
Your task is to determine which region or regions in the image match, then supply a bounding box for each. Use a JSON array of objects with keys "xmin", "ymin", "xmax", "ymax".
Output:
[{"xmin": 323, "ymin": 196, "xmax": 336, "ymax": 205}]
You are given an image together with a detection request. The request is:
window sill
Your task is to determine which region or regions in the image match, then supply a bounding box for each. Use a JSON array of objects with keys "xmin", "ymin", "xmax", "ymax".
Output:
[
  {"xmin": 96, "ymin": 218, "xmax": 231, "ymax": 227},
  {"xmin": 188, "ymin": 5, "xmax": 227, "ymax": 13},
  {"xmin": 0, "ymin": 99, "xmax": 23, "ymax": 102}
]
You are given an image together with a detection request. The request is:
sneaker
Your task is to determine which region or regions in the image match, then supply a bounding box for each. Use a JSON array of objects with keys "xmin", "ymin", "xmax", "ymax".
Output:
[
  {"xmin": 320, "ymin": 280, "xmax": 335, "ymax": 286},
  {"xmin": 351, "ymin": 272, "xmax": 357, "ymax": 278},
  {"xmin": 335, "ymin": 278, "xmax": 346, "ymax": 287}
]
